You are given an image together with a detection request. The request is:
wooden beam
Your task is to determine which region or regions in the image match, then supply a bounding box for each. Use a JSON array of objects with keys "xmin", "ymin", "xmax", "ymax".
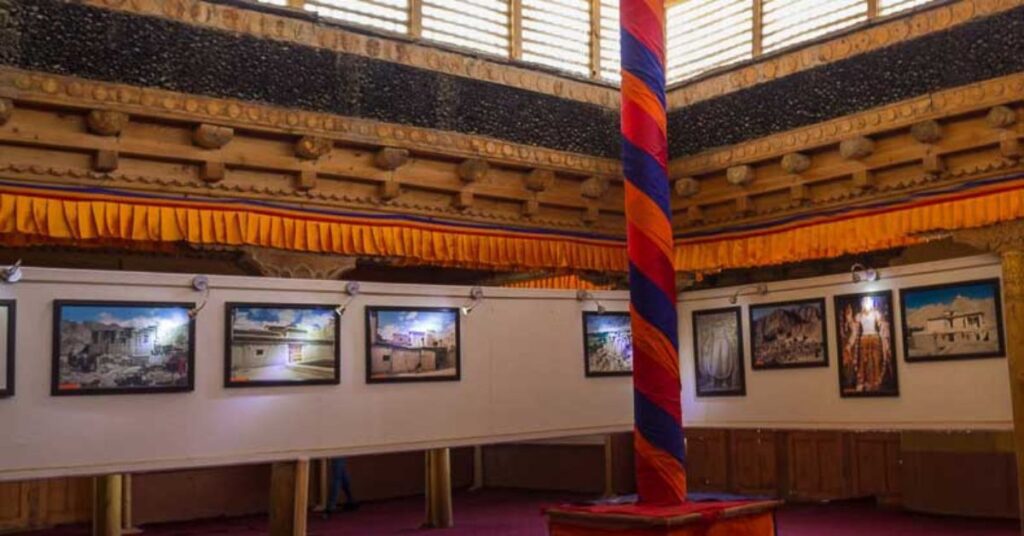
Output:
[
  {"xmin": 92, "ymin": 475, "xmax": 122, "ymax": 536},
  {"xmin": 409, "ymin": 0, "xmax": 423, "ymax": 39},
  {"xmin": 752, "ymin": 0, "xmax": 764, "ymax": 57},
  {"xmin": 424, "ymin": 448, "xmax": 453, "ymax": 529},
  {"xmin": 509, "ymin": 0, "xmax": 523, "ymax": 60},
  {"xmin": 589, "ymin": 0, "xmax": 602, "ymax": 79},
  {"xmin": 269, "ymin": 460, "xmax": 310, "ymax": 536},
  {"xmin": 867, "ymin": 0, "xmax": 879, "ymax": 19}
]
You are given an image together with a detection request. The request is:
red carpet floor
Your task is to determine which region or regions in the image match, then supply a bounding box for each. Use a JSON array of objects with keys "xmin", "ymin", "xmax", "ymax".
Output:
[{"xmin": 33, "ymin": 490, "xmax": 1019, "ymax": 535}]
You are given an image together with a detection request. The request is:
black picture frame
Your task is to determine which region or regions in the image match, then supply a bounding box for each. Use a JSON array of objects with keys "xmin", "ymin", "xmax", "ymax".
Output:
[
  {"xmin": 749, "ymin": 298, "xmax": 829, "ymax": 370},
  {"xmin": 899, "ymin": 278, "xmax": 1006, "ymax": 363},
  {"xmin": 833, "ymin": 291, "xmax": 899, "ymax": 398},
  {"xmin": 692, "ymin": 306, "xmax": 746, "ymax": 397},
  {"xmin": 224, "ymin": 303, "xmax": 341, "ymax": 388},
  {"xmin": 52, "ymin": 300, "xmax": 196, "ymax": 396},
  {"xmin": 365, "ymin": 306, "xmax": 461, "ymax": 384},
  {"xmin": 0, "ymin": 300, "xmax": 15, "ymax": 398},
  {"xmin": 583, "ymin": 311, "xmax": 632, "ymax": 377}
]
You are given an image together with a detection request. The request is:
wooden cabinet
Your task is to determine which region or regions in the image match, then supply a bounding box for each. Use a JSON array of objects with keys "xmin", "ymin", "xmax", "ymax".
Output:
[
  {"xmin": 850, "ymin": 432, "xmax": 900, "ymax": 498},
  {"xmin": 0, "ymin": 477, "xmax": 91, "ymax": 533},
  {"xmin": 786, "ymin": 431, "xmax": 848, "ymax": 501},
  {"xmin": 685, "ymin": 428, "xmax": 728, "ymax": 492},
  {"xmin": 729, "ymin": 430, "xmax": 778, "ymax": 497}
]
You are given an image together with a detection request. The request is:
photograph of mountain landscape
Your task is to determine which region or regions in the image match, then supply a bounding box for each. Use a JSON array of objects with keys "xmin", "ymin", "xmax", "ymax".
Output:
[
  {"xmin": 749, "ymin": 299, "xmax": 828, "ymax": 369},
  {"xmin": 52, "ymin": 301, "xmax": 195, "ymax": 395},
  {"xmin": 900, "ymin": 279, "xmax": 1004, "ymax": 362}
]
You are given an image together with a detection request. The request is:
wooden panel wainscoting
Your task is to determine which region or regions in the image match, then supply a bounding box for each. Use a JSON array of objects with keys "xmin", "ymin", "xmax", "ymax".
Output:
[
  {"xmin": 786, "ymin": 431, "xmax": 849, "ymax": 501},
  {"xmin": 850, "ymin": 432, "xmax": 901, "ymax": 500},
  {"xmin": 685, "ymin": 429, "xmax": 729, "ymax": 493},
  {"xmin": 728, "ymin": 430, "xmax": 779, "ymax": 497},
  {"xmin": 0, "ymin": 481, "xmax": 33, "ymax": 533},
  {"xmin": 483, "ymin": 442, "xmax": 606, "ymax": 493}
]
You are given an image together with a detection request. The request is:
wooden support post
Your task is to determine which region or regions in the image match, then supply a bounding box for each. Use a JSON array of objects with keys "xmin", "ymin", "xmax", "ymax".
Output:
[
  {"xmin": 317, "ymin": 458, "xmax": 329, "ymax": 511},
  {"xmin": 470, "ymin": 445, "xmax": 485, "ymax": 491},
  {"xmin": 424, "ymin": 448, "xmax": 453, "ymax": 529},
  {"xmin": 409, "ymin": 0, "xmax": 423, "ymax": 38},
  {"xmin": 752, "ymin": 0, "xmax": 764, "ymax": 57},
  {"xmin": 121, "ymin": 474, "xmax": 140, "ymax": 534},
  {"xmin": 589, "ymin": 0, "xmax": 602, "ymax": 79},
  {"xmin": 603, "ymin": 434, "xmax": 615, "ymax": 498},
  {"xmin": 269, "ymin": 460, "xmax": 310, "ymax": 536},
  {"xmin": 92, "ymin": 474, "xmax": 122, "ymax": 536},
  {"xmin": 509, "ymin": 0, "xmax": 523, "ymax": 60}
]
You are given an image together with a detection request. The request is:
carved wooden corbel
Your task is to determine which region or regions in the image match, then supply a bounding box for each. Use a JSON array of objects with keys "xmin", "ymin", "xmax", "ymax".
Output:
[
  {"xmin": 790, "ymin": 182, "xmax": 810, "ymax": 206},
  {"xmin": 193, "ymin": 124, "xmax": 234, "ymax": 149},
  {"xmin": 374, "ymin": 147, "xmax": 410, "ymax": 170},
  {"xmin": 0, "ymin": 98, "xmax": 12, "ymax": 125},
  {"xmin": 522, "ymin": 198, "xmax": 540, "ymax": 217},
  {"xmin": 780, "ymin": 153, "xmax": 811, "ymax": 175},
  {"xmin": 726, "ymin": 165, "xmax": 754, "ymax": 187},
  {"xmin": 1000, "ymin": 132, "xmax": 1022, "ymax": 161},
  {"xmin": 582, "ymin": 205, "xmax": 599, "ymax": 225},
  {"xmin": 685, "ymin": 205, "xmax": 703, "ymax": 226},
  {"xmin": 922, "ymin": 153, "xmax": 945, "ymax": 174},
  {"xmin": 380, "ymin": 179, "xmax": 401, "ymax": 200},
  {"xmin": 986, "ymin": 106, "xmax": 1018, "ymax": 129},
  {"xmin": 86, "ymin": 110, "xmax": 129, "ymax": 136},
  {"xmin": 839, "ymin": 136, "xmax": 875, "ymax": 160},
  {"xmin": 457, "ymin": 158, "xmax": 489, "ymax": 183},
  {"xmin": 735, "ymin": 195, "xmax": 753, "ymax": 215},
  {"xmin": 910, "ymin": 120, "xmax": 943, "ymax": 144},
  {"xmin": 295, "ymin": 136, "xmax": 332, "ymax": 160},
  {"xmin": 239, "ymin": 246, "xmax": 358, "ymax": 280},
  {"xmin": 580, "ymin": 176, "xmax": 609, "ymax": 200},
  {"xmin": 93, "ymin": 150, "xmax": 118, "ymax": 172},
  {"xmin": 200, "ymin": 161, "xmax": 226, "ymax": 183},
  {"xmin": 674, "ymin": 177, "xmax": 700, "ymax": 198},
  {"xmin": 453, "ymin": 190, "xmax": 474, "ymax": 210},
  {"xmin": 524, "ymin": 169, "xmax": 555, "ymax": 192},
  {"xmin": 296, "ymin": 169, "xmax": 317, "ymax": 191},
  {"xmin": 852, "ymin": 169, "xmax": 875, "ymax": 191}
]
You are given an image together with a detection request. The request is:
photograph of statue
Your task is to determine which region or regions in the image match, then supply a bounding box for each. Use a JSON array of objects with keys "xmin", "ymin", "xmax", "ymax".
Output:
[
  {"xmin": 365, "ymin": 307, "xmax": 460, "ymax": 383},
  {"xmin": 583, "ymin": 312, "xmax": 632, "ymax": 377},
  {"xmin": 900, "ymin": 279, "xmax": 1005, "ymax": 362},
  {"xmin": 0, "ymin": 301, "xmax": 14, "ymax": 398},
  {"xmin": 749, "ymin": 299, "xmax": 828, "ymax": 369},
  {"xmin": 692, "ymin": 307, "xmax": 745, "ymax": 397},
  {"xmin": 53, "ymin": 301, "xmax": 194, "ymax": 395},
  {"xmin": 226, "ymin": 303, "xmax": 340, "ymax": 387},
  {"xmin": 834, "ymin": 291, "xmax": 899, "ymax": 397}
]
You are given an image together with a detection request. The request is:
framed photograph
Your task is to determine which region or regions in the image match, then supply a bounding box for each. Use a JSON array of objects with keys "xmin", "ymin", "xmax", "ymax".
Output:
[
  {"xmin": 899, "ymin": 279, "xmax": 1005, "ymax": 362},
  {"xmin": 365, "ymin": 306, "xmax": 460, "ymax": 383},
  {"xmin": 0, "ymin": 301, "xmax": 15, "ymax": 398},
  {"xmin": 225, "ymin": 303, "xmax": 340, "ymax": 387},
  {"xmin": 583, "ymin": 312, "xmax": 632, "ymax": 377},
  {"xmin": 749, "ymin": 299, "xmax": 828, "ymax": 370},
  {"xmin": 834, "ymin": 291, "xmax": 899, "ymax": 398},
  {"xmin": 692, "ymin": 307, "xmax": 745, "ymax": 397},
  {"xmin": 52, "ymin": 301, "xmax": 195, "ymax": 396}
]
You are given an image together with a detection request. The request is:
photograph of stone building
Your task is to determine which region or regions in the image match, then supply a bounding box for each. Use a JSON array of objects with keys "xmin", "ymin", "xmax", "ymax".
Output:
[
  {"xmin": 53, "ymin": 302, "xmax": 194, "ymax": 395},
  {"xmin": 226, "ymin": 304, "xmax": 339, "ymax": 386},
  {"xmin": 584, "ymin": 312, "xmax": 632, "ymax": 376},
  {"xmin": 901, "ymin": 279, "xmax": 1005, "ymax": 362},
  {"xmin": 366, "ymin": 307, "xmax": 459, "ymax": 383},
  {"xmin": 749, "ymin": 299, "xmax": 827, "ymax": 369}
]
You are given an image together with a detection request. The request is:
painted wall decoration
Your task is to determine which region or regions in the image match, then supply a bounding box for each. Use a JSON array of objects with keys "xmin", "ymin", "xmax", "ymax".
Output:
[
  {"xmin": 225, "ymin": 303, "xmax": 340, "ymax": 387},
  {"xmin": 365, "ymin": 307, "xmax": 461, "ymax": 383},
  {"xmin": 692, "ymin": 307, "xmax": 745, "ymax": 397},
  {"xmin": 749, "ymin": 299, "xmax": 828, "ymax": 370},
  {"xmin": 0, "ymin": 301, "xmax": 14, "ymax": 398},
  {"xmin": 899, "ymin": 279, "xmax": 1005, "ymax": 362},
  {"xmin": 834, "ymin": 291, "xmax": 899, "ymax": 398},
  {"xmin": 52, "ymin": 301, "xmax": 195, "ymax": 395},
  {"xmin": 583, "ymin": 312, "xmax": 632, "ymax": 377}
]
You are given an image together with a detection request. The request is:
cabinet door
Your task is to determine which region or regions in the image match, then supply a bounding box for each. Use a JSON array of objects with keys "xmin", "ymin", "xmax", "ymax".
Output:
[
  {"xmin": 787, "ymin": 431, "xmax": 847, "ymax": 500},
  {"xmin": 43, "ymin": 477, "xmax": 93, "ymax": 526},
  {"xmin": 851, "ymin": 432, "xmax": 899, "ymax": 497},
  {"xmin": 729, "ymin": 430, "xmax": 778, "ymax": 496},
  {"xmin": 686, "ymin": 429, "xmax": 728, "ymax": 492},
  {"xmin": 0, "ymin": 481, "xmax": 32, "ymax": 532}
]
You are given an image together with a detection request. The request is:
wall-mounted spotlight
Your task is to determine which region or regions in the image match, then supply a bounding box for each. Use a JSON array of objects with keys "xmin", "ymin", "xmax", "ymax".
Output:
[
  {"xmin": 335, "ymin": 281, "xmax": 361, "ymax": 316},
  {"xmin": 188, "ymin": 275, "xmax": 210, "ymax": 318},
  {"xmin": 460, "ymin": 287, "xmax": 484, "ymax": 316},
  {"xmin": 728, "ymin": 283, "xmax": 768, "ymax": 304},
  {"xmin": 576, "ymin": 289, "xmax": 606, "ymax": 314},
  {"xmin": 0, "ymin": 259, "xmax": 22, "ymax": 284},
  {"xmin": 851, "ymin": 263, "xmax": 879, "ymax": 283}
]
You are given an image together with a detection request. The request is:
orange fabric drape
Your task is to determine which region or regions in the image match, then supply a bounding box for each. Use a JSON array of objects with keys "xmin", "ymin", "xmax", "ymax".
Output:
[{"xmin": 502, "ymin": 274, "xmax": 614, "ymax": 290}]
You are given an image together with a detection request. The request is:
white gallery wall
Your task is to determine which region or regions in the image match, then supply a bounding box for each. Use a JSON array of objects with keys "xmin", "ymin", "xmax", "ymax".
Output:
[{"xmin": 0, "ymin": 254, "xmax": 1011, "ymax": 481}]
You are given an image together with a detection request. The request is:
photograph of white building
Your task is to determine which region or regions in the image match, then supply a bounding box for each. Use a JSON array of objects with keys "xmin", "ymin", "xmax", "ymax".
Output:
[
  {"xmin": 901, "ymin": 279, "xmax": 1004, "ymax": 361},
  {"xmin": 366, "ymin": 307, "xmax": 460, "ymax": 383},
  {"xmin": 226, "ymin": 304, "xmax": 339, "ymax": 386}
]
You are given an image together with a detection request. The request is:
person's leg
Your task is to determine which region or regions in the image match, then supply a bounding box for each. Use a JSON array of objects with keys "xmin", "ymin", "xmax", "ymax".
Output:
[
  {"xmin": 325, "ymin": 459, "xmax": 342, "ymax": 514},
  {"xmin": 337, "ymin": 459, "xmax": 358, "ymax": 509}
]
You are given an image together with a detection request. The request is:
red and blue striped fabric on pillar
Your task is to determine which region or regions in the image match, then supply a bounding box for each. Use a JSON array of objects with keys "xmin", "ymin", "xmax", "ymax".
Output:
[{"xmin": 620, "ymin": 0, "xmax": 688, "ymax": 505}]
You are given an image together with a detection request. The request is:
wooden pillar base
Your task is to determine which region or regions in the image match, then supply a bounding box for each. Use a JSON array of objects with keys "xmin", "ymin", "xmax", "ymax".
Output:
[
  {"xmin": 269, "ymin": 460, "xmax": 310, "ymax": 536},
  {"xmin": 424, "ymin": 448, "xmax": 453, "ymax": 529},
  {"xmin": 546, "ymin": 500, "xmax": 780, "ymax": 536},
  {"xmin": 92, "ymin": 474, "xmax": 122, "ymax": 536}
]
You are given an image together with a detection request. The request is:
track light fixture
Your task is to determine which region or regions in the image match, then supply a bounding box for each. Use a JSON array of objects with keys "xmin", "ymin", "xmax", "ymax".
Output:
[
  {"xmin": 335, "ymin": 281, "xmax": 361, "ymax": 315},
  {"xmin": 728, "ymin": 283, "xmax": 768, "ymax": 305},
  {"xmin": 460, "ymin": 287, "xmax": 484, "ymax": 316},
  {"xmin": 851, "ymin": 263, "xmax": 879, "ymax": 283},
  {"xmin": 576, "ymin": 289, "xmax": 606, "ymax": 314}
]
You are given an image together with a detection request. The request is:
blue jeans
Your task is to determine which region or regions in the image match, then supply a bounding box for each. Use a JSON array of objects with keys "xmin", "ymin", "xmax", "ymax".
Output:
[{"xmin": 326, "ymin": 458, "xmax": 354, "ymax": 510}]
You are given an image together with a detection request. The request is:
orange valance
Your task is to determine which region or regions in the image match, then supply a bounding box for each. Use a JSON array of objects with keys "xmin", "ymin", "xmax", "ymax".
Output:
[{"xmin": 502, "ymin": 274, "xmax": 615, "ymax": 290}]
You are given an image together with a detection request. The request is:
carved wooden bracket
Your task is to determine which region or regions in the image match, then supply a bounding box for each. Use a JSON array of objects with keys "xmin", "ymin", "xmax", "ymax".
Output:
[
  {"xmin": 582, "ymin": 205, "xmax": 599, "ymax": 225},
  {"xmin": 852, "ymin": 169, "xmax": 876, "ymax": 191},
  {"xmin": 201, "ymin": 161, "xmax": 226, "ymax": 183},
  {"xmin": 380, "ymin": 179, "xmax": 401, "ymax": 200},
  {"xmin": 839, "ymin": 136, "xmax": 875, "ymax": 160},
  {"xmin": 580, "ymin": 176, "xmax": 609, "ymax": 200},
  {"xmin": 453, "ymin": 190, "xmax": 474, "ymax": 210},
  {"xmin": 193, "ymin": 124, "xmax": 234, "ymax": 149},
  {"xmin": 239, "ymin": 246, "xmax": 358, "ymax": 280},
  {"xmin": 987, "ymin": 106, "xmax": 1018, "ymax": 129},
  {"xmin": 295, "ymin": 136, "xmax": 332, "ymax": 160},
  {"xmin": 0, "ymin": 98, "xmax": 11, "ymax": 125},
  {"xmin": 86, "ymin": 110, "xmax": 129, "ymax": 136},
  {"xmin": 685, "ymin": 205, "xmax": 703, "ymax": 225},
  {"xmin": 675, "ymin": 177, "xmax": 700, "ymax": 198},
  {"xmin": 1000, "ymin": 132, "xmax": 1022, "ymax": 160},
  {"xmin": 726, "ymin": 165, "xmax": 754, "ymax": 187},
  {"xmin": 522, "ymin": 198, "xmax": 539, "ymax": 217},
  {"xmin": 524, "ymin": 169, "xmax": 555, "ymax": 192},
  {"xmin": 735, "ymin": 195, "xmax": 753, "ymax": 215},
  {"xmin": 296, "ymin": 169, "xmax": 317, "ymax": 191},
  {"xmin": 790, "ymin": 182, "xmax": 810, "ymax": 206},
  {"xmin": 910, "ymin": 120, "xmax": 943, "ymax": 144},
  {"xmin": 374, "ymin": 147, "xmax": 410, "ymax": 170},
  {"xmin": 922, "ymin": 153, "xmax": 945, "ymax": 174},
  {"xmin": 457, "ymin": 158, "xmax": 489, "ymax": 183},
  {"xmin": 781, "ymin": 153, "xmax": 811, "ymax": 174},
  {"xmin": 93, "ymin": 150, "xmax": 118, "ymax": 172}
]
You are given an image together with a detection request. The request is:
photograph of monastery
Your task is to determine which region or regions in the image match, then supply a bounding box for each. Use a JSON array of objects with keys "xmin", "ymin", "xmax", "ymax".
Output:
[
  {"xmin": 366, "ymin": 307, "xmax": 460, "ymax": 383},
  {"xmin": 53, "ymin": 301, "xmax": 194, "ymax": 395},
  {"xmin": 583, "ymin": 312, "xmax": 632, "ymax": 376},
  {"xmin": 226, "ymin": 304, "xmax": 340, "ymax": 386},
  {"xmin": 749, "ymin": 299, "xmax": 828, "ymax": 369},
  {"xmin": 900, "ymin": 279, "xmax": 1005, "ymax": 362}
]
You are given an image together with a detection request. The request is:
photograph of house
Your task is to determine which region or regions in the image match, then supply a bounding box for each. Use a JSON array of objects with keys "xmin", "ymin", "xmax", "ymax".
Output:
[
  {"xmin": 366, "ymin": 307, "xmax": 459, "ymax": 382},
  {"xmin": 901, "ymin": 280, "xmax": 1004, "ymax": 361},
  {"xmin": 584, "ymin": 313, "xmax": 632, "ymax": 376},
  {"xmin": 227, "ymin": 305, "xmax": 339, "ymax": 385},
  {"xmin": 54, "ymin": 302, "xmax": 193, "ymax": 393}
]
